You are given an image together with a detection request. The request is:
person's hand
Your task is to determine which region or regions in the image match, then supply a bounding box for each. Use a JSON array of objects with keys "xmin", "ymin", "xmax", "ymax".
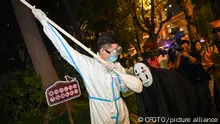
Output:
[
  {"xmin": 106, "ymin": 62, "xmax": 115, "ymax": 71},
  {"xmin": 115, "ymin": 62, "xmax": 123, "ymax": 73},
  {"xmin": 214, "ymin": 45, "xmax": 219, "ymax": 55},
  {"xmin": 176, "ymin": 52, "xmax": 182, "ymax": 59},
  {"xmin": 182, "ymin": 52, "xmax": 189, "ymax": 58},
  {"xmin": 31, "ymin": 6, "xmax": 46, "ymax": 22},
  {"xmin": 181, "ymin": 52, "xmax": 198, "ymax": 63}
]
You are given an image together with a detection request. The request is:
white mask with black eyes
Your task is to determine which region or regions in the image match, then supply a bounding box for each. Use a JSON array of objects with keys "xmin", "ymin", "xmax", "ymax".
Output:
[{"xmin": 134, "ymin": 63, "xmax": 153, "ymax": 87}]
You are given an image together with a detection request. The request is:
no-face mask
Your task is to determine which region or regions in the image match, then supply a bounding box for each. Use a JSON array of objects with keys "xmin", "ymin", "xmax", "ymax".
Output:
[{"xmin": 134, "ymin": 63, "xmax": 153, "ymax": 87}]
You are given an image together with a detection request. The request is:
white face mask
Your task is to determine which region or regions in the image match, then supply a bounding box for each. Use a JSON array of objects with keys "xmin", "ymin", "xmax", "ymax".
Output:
[{"xmin": 134, "ymin": 63, "xmax": 153, "ymax": 87}]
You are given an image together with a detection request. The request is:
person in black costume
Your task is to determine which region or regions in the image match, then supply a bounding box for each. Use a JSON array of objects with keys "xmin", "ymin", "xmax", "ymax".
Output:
[
  {"xmin": 133, "ymin": 59, "xmax": 199, "ymax": 121},
  {"xmin": 175, "ymin": 40, "xmax": 211, "ymax": 117}
]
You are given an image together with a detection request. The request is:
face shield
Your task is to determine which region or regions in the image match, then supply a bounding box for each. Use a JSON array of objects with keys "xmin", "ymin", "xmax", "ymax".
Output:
[{"xmin": 104, "ymin": 46, "xmax": 122, "ymax": 56}]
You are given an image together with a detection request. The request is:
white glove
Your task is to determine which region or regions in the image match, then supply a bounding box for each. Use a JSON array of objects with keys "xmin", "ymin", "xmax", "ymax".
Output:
[
  {"xmin": 115, "ymin": 62, "xmax": 122, "ymax": 72},
  {"xmin": 31, "ymin": 6, "xmax": 46, "ymax": 22},
  {"xmin": 106, "ymin": 62, "xmax": 115, "ymax": 71},
  {"xmin": 106, "ymin": 62, "xmax": 126, "ymax": 73},
  {"xmin": 115, "ymin": 62, "xmax": 126, "ymax": 73}
]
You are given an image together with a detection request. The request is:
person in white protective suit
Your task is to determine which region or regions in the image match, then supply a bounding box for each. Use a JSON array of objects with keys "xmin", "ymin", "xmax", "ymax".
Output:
[{"xmin": 31, "ymin": 8, "xmax": 133, "ymax": 124}]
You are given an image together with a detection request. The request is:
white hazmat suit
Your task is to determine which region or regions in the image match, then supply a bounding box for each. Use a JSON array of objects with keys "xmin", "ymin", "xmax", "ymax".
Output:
[{"xmin": 32, "ymin": 8, "xmax": 130, "ymax": 124}]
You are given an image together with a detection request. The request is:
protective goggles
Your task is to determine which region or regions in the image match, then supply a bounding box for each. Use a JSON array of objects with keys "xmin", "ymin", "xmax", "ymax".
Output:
[
  {"xmin": 212, "ymin": 27, "xmax": 220, "ymax": 34},
  {"xmin": 104, "ymin": 46, "xmax": 122, "ymax": 56}
]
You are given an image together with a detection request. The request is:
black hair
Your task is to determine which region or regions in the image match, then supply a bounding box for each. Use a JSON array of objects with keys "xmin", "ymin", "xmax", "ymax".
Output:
[
  {"xmin": 191, "ymin": 40, "xmax": 201, "ymax": 53},
  {"xmin": 212, "ymin": 27, "xmax": 220, "ymax": 34},
  {"xmin": 159, "ymin": 50, "xmax": 167, "ymax": 55},
  {"xmin": 175, "ymin": 38, "xmax": 182, "ymax": 45},
  {"xmin": 97, "ymin": 32, "xmax": 120, "ymax": 51},
  {"xmin": 168, "ymin": 48, "xmax": 177, "ymax": 63}
]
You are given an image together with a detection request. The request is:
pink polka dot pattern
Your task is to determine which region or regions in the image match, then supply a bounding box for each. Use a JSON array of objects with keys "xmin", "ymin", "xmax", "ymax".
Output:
[{"xmin": 45, "ymin": 78, "xmax": 81, "ymax": 107}]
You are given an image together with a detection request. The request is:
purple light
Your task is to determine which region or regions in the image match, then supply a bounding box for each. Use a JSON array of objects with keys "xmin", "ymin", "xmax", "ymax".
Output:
[
  {"xmin": 166, "ymin": 44, "xmax": 169, "ymax": 47},
  {"xmin": 200, "ymin": 39, "xmax": 205, "ymax": 43}
]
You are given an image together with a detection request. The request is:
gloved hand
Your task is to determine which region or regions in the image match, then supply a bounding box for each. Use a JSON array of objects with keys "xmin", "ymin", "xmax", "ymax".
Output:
[
  {"xmin": 106, "ymin": 62, "xmax": 115, "ymax": 71},
  {"xmin": 115, "ymin": 62, "xmax": 126, "ymax": 73},
  {"xmin": 31, "ymin": 6, "xmax": 46, "ymax": 22},
  {"xmin": 106, "ymin": 62, "xmax": 126, "ymax": 73}
]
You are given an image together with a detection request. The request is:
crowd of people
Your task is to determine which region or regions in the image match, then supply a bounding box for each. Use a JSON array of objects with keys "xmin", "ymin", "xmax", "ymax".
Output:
[{"xmin": 118, "ymin": 20, "xmax": 220, "ymax": 118}]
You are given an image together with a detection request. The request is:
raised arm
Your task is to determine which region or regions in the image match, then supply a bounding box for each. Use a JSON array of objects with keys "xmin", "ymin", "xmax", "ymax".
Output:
[
  {"xmin": 40, "ymin": 20, "xmax": 93, "ymax": 78},
  {"xmin": 31, "ymin": 8, "xmax": 93, "ymax": 78}
]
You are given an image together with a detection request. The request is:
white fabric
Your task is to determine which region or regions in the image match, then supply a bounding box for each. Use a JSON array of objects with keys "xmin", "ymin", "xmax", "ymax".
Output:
[
  {"xmin": 106, "ymin": 62, "xmax": 116, "ymax": 71},
  {"xmin": 32, "ymin": 8, "xmax": 130, "ymax": 124},
  {"xmin": 134, "ymin": 63, "xmax": 153, "ymax": 87},
  {"xmin": 32, "ymin": 7, "xmax": 46, "ymax": 23}
]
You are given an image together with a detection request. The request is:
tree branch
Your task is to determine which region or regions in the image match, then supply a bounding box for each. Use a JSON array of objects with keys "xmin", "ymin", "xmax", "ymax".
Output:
[
  {"xmin": 127, "ymin": 0, "xmax": 148, "ymax": 33},
  {"xmin": 142, "ymin": 0, "xmax": 151, "ymax": 28},
  {"xmin": 133, "ymin": 15, "xmax": 149, "ymax": 33},
  {"xmin": 156, "ymin": 13, "xmax": 172, "ymax": 35},
  {"xmin": 150, "ymin": 0, "xmax": 155, "ymax": 28}
]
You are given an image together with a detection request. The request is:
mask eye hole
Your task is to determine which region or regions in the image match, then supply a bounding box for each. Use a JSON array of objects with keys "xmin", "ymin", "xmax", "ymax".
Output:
[
  {"xmin": 135, "ymin": 70, "xmax": 137, "ymax": 73},
  {"xmin": 145, "ymin": 74, "xmax": 148, "ymax": 79},
  {"xmin": 139, "ymin": 78, "xmax": 143, "ymax": 82},
  {"xmin": 141, "ymin": 67, "xmax": 144, "ymax": 70}
]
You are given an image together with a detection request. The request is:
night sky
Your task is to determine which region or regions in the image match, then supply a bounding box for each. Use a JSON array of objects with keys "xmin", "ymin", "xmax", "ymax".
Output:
[{"xmin": 1, "ymin": 0, "xmax": 25, "ymax": 72}]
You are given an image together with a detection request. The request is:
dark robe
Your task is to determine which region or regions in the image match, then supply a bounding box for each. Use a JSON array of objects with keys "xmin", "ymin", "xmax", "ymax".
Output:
[
  {"xmin": 213, "ymin": 39, "xmax": 220, "ymax": 111},
  {"xmin": 136, "ymin": 66, "xmax": 199, "ymax": 120},
  {"xmin": 175, "ymin": 54, "xmax": 211, "ymax": 117}
]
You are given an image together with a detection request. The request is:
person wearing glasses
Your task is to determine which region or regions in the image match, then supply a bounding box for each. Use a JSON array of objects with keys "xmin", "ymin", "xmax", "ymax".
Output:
[{"xmin": 31, "ymin": 7, "xmax": 143, "ymax": 124}]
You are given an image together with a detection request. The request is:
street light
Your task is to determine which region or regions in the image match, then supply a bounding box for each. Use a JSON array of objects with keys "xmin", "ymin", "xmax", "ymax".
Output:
[
  {"xmin": 165, "ymin": 8, "xmax": 167, "ymax": 11},
  {"xmin": 169, "ymin": 4, "xmax": 172, "ymax": 8}
]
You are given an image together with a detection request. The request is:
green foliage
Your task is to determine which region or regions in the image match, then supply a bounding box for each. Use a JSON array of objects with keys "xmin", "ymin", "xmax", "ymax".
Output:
[
  {"xmin": 131, "ymin": 0, "xmax": 170, "ymax": 44},
  {"xmin": 124, "ymin": 94, "xmax": 138, "ymax": 114},
  {"xmin": 76, "ymin": 0, "xmax": 137, "ymax": 50},
  {"xmin": 0, "ymin": 68, "xmax": 46, "ymax": 124},
  {"xmin": 113, "ymin": 0, "xmax": 137, "ymax": 50},
  {"xmin": 79, "ymin": 0, "xmax": 118, "ymax": 32},
  {"xmin": 196, "ymin": 2, "xmax": 214, "ymax": 39},
  {"xmin": 0, "ymin": 66, "xmax": 90, "ymax": 124},
  {"xmin": 136, "ymin": 0, "xmax": 168, "ymax": 20},
  {"xmin": 0, "ymin": 55, "xmax": 140, "ymax": 124}
]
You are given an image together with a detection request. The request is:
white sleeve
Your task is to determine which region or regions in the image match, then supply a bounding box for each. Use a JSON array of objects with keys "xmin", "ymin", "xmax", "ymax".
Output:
[
  {"xmin": 115, "ymin": 63, "xmax": 129, "ymax": 92},
  {"xmin": 40, "ymin": 20, "xmax": 92, "ymax": 79}
]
